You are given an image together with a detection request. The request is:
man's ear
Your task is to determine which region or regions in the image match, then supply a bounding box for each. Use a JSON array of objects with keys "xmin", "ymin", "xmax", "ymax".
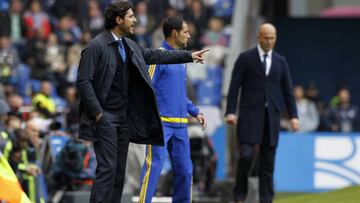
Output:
[
  {"xmin": 116, "ymin": 16, "xmax": 123, "ymax": 25},
  {"xmin": 171, "ymin": 30, "xmax": 178, "ymax": 38}
]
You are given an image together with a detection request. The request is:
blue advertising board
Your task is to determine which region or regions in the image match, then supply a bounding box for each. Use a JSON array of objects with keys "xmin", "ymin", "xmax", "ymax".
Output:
[{"xmin": 275, "ymin": 132, "xmax": 360, "ymax": 192}]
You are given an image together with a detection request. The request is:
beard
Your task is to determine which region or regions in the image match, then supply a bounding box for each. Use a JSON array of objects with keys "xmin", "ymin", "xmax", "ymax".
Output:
[
  {"xmin": 118, "ymin": 23, "xmax": 134, "ymax": 35},
  {"xmin": 177, "ymin": 39, "xmax": 187, "ymax": 49},
  {"xmin": 182, "ymin": 42, "xmax": 187, "ymax": 48}
]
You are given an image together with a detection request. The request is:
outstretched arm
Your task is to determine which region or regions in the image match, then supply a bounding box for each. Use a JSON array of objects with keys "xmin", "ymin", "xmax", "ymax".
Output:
[
  {"xmin": 141, "ymin": 46, "xmax": 209, "ymax": 65},
  {"xmin": 191, "ymin": 49, "xmax": 210, "ymax": 64}
]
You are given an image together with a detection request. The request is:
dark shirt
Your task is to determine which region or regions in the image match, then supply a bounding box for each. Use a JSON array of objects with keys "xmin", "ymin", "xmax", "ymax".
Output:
[{"xmin": 102, "ymin": 40, "xmax": 130, "ymax": 118}]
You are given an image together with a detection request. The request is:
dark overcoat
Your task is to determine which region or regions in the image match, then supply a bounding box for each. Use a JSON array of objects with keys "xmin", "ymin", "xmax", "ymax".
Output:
[
  {"xmin": 225, "ymin": 47, "xmax": 297, "ymax": 146},
  {"xmin": 76, "ymin": 30, "xmax": 193, "ymax": 145}
]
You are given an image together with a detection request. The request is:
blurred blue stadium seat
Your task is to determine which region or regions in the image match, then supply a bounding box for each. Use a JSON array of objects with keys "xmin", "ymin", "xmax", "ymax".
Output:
[
  {"xmin": 48, "ymin": 135, "xmax": 70, "ymax": 160},
  {"xmin": 196, "ymin": 80, "xmax": 222, "ymax": 106}
]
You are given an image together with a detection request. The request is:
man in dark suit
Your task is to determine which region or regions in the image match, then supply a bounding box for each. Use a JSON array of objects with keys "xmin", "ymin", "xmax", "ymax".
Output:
[
  {"xmin": 225, "ymin": 23, "xmax": 299, "ymax": 203},
  {"xmin": 76, "ymin": 2, "xmax": 208, "ymax": 203}
]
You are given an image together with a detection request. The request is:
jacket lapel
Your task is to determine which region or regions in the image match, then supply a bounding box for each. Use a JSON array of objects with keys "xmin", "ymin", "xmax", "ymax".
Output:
[
  {"xmin": 124, "ymin": 38, "xmax": 155, "ymax": 90},
  {"xmin": 250, "ymin": 48, "xmax": 265, "ymax": 74},
  {"xmin": 268, "ymin": 52, "xmax": 280, "ymax": 78},
  {"xmin": 267, "ymin": 52, "xmax": 274, "ymax": 77}
]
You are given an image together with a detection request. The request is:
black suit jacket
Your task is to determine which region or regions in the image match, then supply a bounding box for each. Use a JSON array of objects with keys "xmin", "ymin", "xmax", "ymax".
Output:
[
  {"xmin": 225, "ymin": 47, "xmax": 298, "ymax": 146},
  {"xmin": 76, "ymin": 30, "xmax": 193, "ymax": 145}
]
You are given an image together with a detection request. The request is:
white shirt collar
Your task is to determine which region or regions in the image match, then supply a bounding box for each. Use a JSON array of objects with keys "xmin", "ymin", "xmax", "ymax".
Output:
[
  {"xmin": 257, "ymin": 44, "xmax": 273, "ymax": 58},
  {"xmin": 111, "ymin": 32, "xmax": 122, "ymax": 41},
  {"xmin": 257, "ymin": 44, "xmax": 273, "ymax": 76}
]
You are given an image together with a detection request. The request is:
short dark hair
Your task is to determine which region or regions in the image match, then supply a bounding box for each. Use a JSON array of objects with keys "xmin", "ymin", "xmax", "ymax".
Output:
[
  {"xmin": 14, "ymin": 129, "xmax": 28, "ymax": 141},
  {"xmin": 163, "ymin": 16, "xmax": 184, "ymax": 38},
  {"xmin": 104, "ymin": 1, "xmax": 133, "ymax": 30}
]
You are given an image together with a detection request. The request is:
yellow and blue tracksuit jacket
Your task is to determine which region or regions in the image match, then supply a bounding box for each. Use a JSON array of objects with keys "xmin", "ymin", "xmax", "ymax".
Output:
[
  {"xmin": 148, "ymin": 41, "xmax": 199, "ymax": 127},
  {"xmin": 139, "ymin": 41, "xmax": 198, "ymax": 203}
]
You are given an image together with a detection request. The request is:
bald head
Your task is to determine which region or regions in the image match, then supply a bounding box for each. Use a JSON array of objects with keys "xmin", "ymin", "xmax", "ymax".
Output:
[
  {"xmin": 26, "ymin": 119, "xmax": 41, "ymax": 148},
  {"xmin": 258, "ymin": 23, "xmax": 276, "ymax": 35},
  {"xmin": 257, "ymin": 23, "xmax": 277, "ymax": 52},
  {"xmin": 26, "ymin": 119, "xmax": 40, "ymax": 138}
]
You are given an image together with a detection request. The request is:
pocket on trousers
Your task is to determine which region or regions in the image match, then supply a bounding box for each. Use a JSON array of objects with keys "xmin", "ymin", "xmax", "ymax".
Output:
[{"xmin": 78, "ymin": 122, "xmax": 98, "ymax": 142}]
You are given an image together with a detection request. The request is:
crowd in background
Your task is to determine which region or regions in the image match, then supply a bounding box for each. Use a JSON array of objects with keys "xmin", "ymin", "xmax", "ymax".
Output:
[
  {"xmin": 281, "ymin": 83, "xmax": 360, "ymax": 133},
  {"xmin": 0, "ymin": 0, "xmax": 231, "ymax": 201}
]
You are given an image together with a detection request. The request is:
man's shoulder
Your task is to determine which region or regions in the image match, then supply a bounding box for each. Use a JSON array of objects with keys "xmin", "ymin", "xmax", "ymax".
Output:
[
  {"xmin": 91, "ymin": 30, "xmax": 116, "ymax": 44},
  {"xmin": 124, "ymin": 37, "xmax": 140, "ymax": 49},
  {"xmin": 124, "ymin": 37, "xmax": 136, "ymax": 44},
  {"xmin": 241, "ymin": 47, "xmax": 257, "ymax": 56},
  {"xmin": 124, "ymin": 37, "xmax": 142, "ymax": 54},
  {"xmin": 272, "ymin": 51, "xmax": 287, "ymax": 62},
  {"xmin": 236, "ymin": 48, "xmax": 256, "ymax": 61},
  {"xmin": 86, "ymin": 34, "xmax": 104, "ymax": 49}
]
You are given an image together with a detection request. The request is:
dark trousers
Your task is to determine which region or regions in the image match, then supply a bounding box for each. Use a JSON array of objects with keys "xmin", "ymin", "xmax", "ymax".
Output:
[
  {"xmin": 90, "ymin": 111, "xmax": 130, "ymax": 203},
  {"xmin": 234, "ymin": 112, "xmax": 277, "ymax": 203}
]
